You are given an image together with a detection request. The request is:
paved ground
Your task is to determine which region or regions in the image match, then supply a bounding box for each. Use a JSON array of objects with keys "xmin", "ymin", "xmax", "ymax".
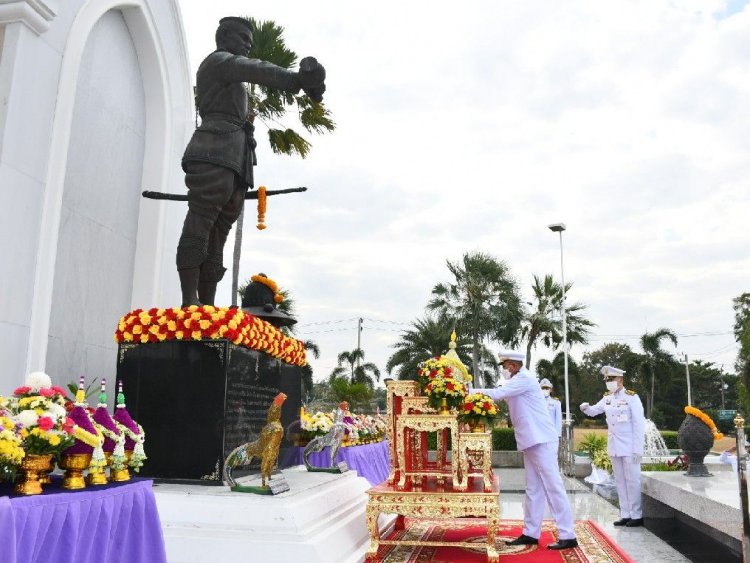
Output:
[{"xmin": 495, "ymin": 468, "xmax": 691, "ymax": 562}]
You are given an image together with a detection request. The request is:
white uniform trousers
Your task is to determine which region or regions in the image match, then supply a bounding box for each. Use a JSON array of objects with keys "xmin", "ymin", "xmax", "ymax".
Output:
[
  {"xmin": 611, "ymin": 455, "xmax": 642, "ymax": 519},
  {"xmin": 522, "ymin": 441, "xmax": 576, "ymax": 540}
]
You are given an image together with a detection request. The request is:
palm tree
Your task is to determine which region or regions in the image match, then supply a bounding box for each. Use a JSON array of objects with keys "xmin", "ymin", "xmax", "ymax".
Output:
[
  {"xmin": 228, "ymin": 17, "xmax": 336, "ymax": 305},
  {"xmin": 640, "ymin": 328, "xmax": 678, "ymax": 419},
  {"xmin": 428, "ymin": 252, "xmax": 523, "ymax": 376},
  {"xmin": 536, "ymin": 352, "xmax": 581, "ymax": 414},
  {"xmin": 521, "ymin": 274, "xmax": 595, "ymax": 368},
  {"xmin": 330, "ymin": 348, "xmax": 381, "ymax": 388},
  {"xmin": 385, "ymin": 315, "xmax": 499, "ymax": 387}
]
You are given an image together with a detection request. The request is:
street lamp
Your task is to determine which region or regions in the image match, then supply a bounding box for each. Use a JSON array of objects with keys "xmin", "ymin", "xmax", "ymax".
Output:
[{"xmin": 548, "ymin": 222, "xmax": 573, "ymax": 475}]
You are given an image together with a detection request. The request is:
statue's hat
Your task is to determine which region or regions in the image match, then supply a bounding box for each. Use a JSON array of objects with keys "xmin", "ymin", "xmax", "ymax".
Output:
[{"xmin": 241, "ymin": 273, "xmax": 297, "ymax": 328}]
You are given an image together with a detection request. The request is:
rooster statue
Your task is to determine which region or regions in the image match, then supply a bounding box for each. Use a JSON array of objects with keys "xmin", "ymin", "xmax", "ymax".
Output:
[
  {"xmin": 303, "ymin": 401, "xmax": 350, "ymax": 470},
  {"xmin": 223, "ymin": 392, "xmax": 287, "ymax": 488}
]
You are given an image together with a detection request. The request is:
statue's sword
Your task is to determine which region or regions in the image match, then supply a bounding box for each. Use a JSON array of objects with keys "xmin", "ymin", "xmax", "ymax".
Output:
[{"xmin": 141, "ymin": 187, "xmax": 307, "ymax": 200}]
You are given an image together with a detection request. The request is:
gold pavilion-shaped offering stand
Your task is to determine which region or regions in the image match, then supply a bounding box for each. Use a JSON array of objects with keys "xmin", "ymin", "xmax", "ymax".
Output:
[{"xmin": 365, "ymin": 380, "xmax": 499, "ymax": 562}]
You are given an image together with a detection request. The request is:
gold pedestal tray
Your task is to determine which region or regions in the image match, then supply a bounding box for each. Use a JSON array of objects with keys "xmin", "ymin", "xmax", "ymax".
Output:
[
  {"xmin": 365, "ymin": 475, "xmax": 501, "ymax": 563},
  {"xmin": 59, "ymin": 452, "xmax": 92, "ymax": 490},
  {"xmin": 107, "ymin": 451, "xmax": 131, "ymax": 482},
  {"xmin": 15, "ymin": 454, "xmax": 54, "ymax": 496}
]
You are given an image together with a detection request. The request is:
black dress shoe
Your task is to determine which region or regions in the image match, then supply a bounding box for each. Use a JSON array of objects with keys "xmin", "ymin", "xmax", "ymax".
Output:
[
  {"xmin": 506, "ymin": 534, "xmax": 539, "ymax": 546},
  {"xmin": 613, "ymin": 518, "xmax": 632, "ymax": 526},
  {"xmin": 547, "ymin": 538, "xmax": 578, "ymax": 550},
  {"xmin": 625, "ymin": 518, "xmax": 644, "ymax": 527}
]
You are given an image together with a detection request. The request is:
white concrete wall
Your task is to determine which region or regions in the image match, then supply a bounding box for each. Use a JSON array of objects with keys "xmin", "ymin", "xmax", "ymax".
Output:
[
  {"xmin": 45, "ymin": 10, "xmax": 145, "ymax": 383},
  {"xmin": 0, "ymin": 0, "xmax": 193, "ymax": 393}
]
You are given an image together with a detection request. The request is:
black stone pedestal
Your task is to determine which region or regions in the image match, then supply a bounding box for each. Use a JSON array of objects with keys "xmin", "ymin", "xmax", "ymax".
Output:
[{"xmin": 116, "ymin": 340, "xmax": 302, "ymax": 482}]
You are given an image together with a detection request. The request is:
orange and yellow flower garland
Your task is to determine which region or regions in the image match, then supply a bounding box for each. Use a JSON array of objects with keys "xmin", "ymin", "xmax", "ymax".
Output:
[
  {"xmin": 114, "ymin": 306, "xmax": 307, "ymax": 367},
  {"xmin": 684, "ymin": 405, "xmax": 724, "ymax": 441}
]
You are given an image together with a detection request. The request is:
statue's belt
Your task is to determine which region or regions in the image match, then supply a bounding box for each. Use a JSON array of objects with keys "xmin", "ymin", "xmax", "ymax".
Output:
[{"xmin": 197, "ymin": 113, "xmax": 255, "ymax": 137}]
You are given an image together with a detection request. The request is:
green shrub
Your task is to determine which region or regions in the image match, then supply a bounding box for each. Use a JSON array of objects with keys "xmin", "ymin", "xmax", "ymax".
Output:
[
  {"xmin": 660, "ymin": 431, "xmax": 679, "ymax": 450},
  {"xmin": 592, "ymin": 449, "xmax": 613, "ymax": 473},
  {"xmin": 492, "ymin": 428, "xmax": 517, "ymax": 451},
  {"xmin": 578, "ymin": 432, "xmax": 607, "ymax": 456}
]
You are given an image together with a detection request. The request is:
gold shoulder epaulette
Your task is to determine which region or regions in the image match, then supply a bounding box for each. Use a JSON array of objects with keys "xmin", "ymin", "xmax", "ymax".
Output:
[
  {"xmin": 552, "ymin": 396, "xmax": 560, "ymax": 401},
  {"xmin": 625, "ymin": 389, "xmax": 636, "ymax": 396},
  {"xmin": 604, "ymin": 391, "xmax": 612, "ymax": 396}
]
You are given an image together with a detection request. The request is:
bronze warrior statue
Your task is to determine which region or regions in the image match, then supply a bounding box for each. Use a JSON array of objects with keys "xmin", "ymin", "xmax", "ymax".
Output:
[{"xmin": 177, "ymin": 17, "xmax": 326, "ymax": 306}]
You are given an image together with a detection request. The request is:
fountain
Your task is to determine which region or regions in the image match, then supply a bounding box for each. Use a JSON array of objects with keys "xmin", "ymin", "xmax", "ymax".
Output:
[{"xmin": 643, "ymin": 419, "xmax": 670, "ymax": 461}]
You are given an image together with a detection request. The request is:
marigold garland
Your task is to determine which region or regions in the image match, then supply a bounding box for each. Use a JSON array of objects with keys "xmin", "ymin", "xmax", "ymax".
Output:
[
  {"xmin": 114, "ymin": 306, "xmax": 306, "ymax": 366},
  {"xmin": 684, "ymin": 405, "xmax": 724, "ymax": 440},
  {"xmin": 257, "ymin": 185, "xmax": 267, "ymax": 230},
  {"xmin": 250, "ymin": 273, "xmax": 284, "ymax": 304}
]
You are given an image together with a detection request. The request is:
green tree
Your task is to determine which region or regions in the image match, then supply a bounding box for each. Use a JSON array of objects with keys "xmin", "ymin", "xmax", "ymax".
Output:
[
  {"xmin": 521, "ymin": 274, "xmax": 595, "ymax": 368},
  {"xmin": 228, "ymin": 17, "xmax": 335, "ymax": 304},
  {"xmin": 330, "ymin": 348, "xmax": 381, "ymax": 388},
  {"xmin": 428, "ymin": 252, "xmax": 523, "ymax": 376},
  {"xmin": 385, "ymin": 314, "xmax": 500, "ymax": 385},
  {"xmin": 734, "ymin": 293, "xmax": 750, "ymax": 413},
  {"xmin": 329, "ymin": 378, "xmax": 373, "ymax": 412},
  {"xmin": 640, "ymin": 328, "xmax": 679, "ymax": 419}
]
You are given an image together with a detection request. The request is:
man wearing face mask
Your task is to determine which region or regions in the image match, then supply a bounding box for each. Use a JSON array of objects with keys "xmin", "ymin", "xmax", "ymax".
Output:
[
  {"xmin": 540, "ymin": 378, "xmax": 562, "ymax": 438},
  {"xmin": 472, "ymin": 351, "xmax": 578, "ymax": 550},
  {"xmin": 580, "ymin": 366, "xmax": 646, "ymax": 527}
]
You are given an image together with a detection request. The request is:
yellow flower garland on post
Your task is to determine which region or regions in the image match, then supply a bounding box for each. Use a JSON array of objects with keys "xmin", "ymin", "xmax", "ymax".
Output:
[
  {"xmin": 257, "ymin": 186, "xmax": 267, "ymax": 230},
  {"xmin": 684, "ymin": 405, "xmax": 724, "ymax": 440}
]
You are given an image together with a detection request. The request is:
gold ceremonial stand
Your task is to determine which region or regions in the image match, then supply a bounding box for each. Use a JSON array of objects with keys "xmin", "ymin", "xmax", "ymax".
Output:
[{"xmin": 365, "ymin": 381, "xmax": 500, "ymax": 563}]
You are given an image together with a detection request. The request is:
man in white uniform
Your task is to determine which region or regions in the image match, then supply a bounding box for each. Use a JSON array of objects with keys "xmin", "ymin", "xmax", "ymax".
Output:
[
  {"xmin": 540, "ymin": 378, "xmax": 562, "ymax": 438},
  {"xmin": 473, "ymin": 351, "xmax": 578, "ymax": 550},
  {"xmin": 580, "ymin": 366, "xmax": 646, "ymax": 527}
]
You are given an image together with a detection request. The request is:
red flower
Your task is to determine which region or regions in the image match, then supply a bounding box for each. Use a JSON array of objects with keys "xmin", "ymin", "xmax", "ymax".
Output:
[
  {"xmin": 447, "ymin": 383, "xmax": 455, "ymax": 390},
  {"xmin": 484, "ymin": 402, "xmax": 492, "ymax": 411},
  {"xmin": 13, "ymin": 386, "xmax": 31, "ymax": 395},
  {"xmin": 39, "ymin": 387, "xmax": 55, "ymax": 398},
  {"xmin": 51, "ymin": 386, "xmax": 67, "ymax": 396},
  {"xmin": 464, "ymin": 403, "xmax": 473, "ymax": 411},
  {"xmin": 62, "ymin": 417, "xmax": 76, "ymax": 434},
  {"xmin": 444, "ymin": 367, "xmax": 452, "ymax": 375},
  {"xmin": 37, "ymin": 416, "xmax": 54, "ymax": 431}
]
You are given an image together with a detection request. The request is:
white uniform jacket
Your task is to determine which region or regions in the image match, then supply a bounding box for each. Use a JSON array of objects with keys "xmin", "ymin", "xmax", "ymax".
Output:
[
  {"xmin": 581, "ymin": 388, "xmax": 645, "ymax": 457},
  {"xmin": 546, "ymin": 396, "xmax": 562, "ymax": 438},
  {"xmin": 473, "ymin": 367, "xmax": 557, "ymax": 451}
]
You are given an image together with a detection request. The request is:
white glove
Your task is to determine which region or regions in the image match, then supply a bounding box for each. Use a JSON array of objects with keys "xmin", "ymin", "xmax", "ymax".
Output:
[
  {"xmin": 632, "ymin": 453, "xmax": 642, "ymax": 464},
  {"xmin": 580, "ymin": 402, "xmax": 590, "ymax": 411}
]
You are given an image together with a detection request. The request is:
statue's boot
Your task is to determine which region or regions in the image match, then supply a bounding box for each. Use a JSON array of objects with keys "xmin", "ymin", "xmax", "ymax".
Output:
[
  {"xmin": 198, "ymin": 281, "xmax": 217, "ymax": 306},
  {"xmin": 179, "ymin": 268, "xmax": 201, "ymax": 307}
]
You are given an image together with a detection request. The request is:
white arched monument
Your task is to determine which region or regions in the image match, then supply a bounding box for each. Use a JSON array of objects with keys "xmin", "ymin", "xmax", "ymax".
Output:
[{"xmin": 0, "ymin": 0, "xmax": 192, "ymax": 392}]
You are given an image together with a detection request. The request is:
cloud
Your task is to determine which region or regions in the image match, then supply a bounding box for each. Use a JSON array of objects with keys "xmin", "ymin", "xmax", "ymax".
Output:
[{"xmin": 181, "ymin": 0, "xmax": 750, "ymax": 381}]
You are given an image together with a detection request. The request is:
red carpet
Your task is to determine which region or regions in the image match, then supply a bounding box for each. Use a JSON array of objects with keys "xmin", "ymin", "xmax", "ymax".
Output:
[{"xmin": 373, "ymin": 518, "xmax": 634, "ymax": 562}]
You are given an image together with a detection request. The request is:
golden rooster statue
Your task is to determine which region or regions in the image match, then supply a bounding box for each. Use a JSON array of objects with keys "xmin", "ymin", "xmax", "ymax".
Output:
[{"xmin": 223, "ymin": 392, "xmax": 286, "ymax": 488}]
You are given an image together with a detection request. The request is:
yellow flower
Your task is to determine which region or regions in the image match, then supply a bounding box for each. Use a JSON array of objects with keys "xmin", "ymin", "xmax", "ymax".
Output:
[
  {"xmin": 132, "ymin": 325, "xmax": 142, "ymax": 335},
  {"xmin": 140, "ymin": 334, "xmax": 149, "ymax": 343},
  {"xmin": 199, "ymin": 320, "xmax": 211, "ymax": 330},
  {"xmin": 49, "ymin": 434, "xmax": 61, "ymax": 446},
  {"xmin": 167, "ymin": 321, "xmax": 177, "ymax": 331},
  {"xmin": 123, "ymin": 332, "xmax": 133, "ymax": 342},
  {"xmin": 191, "ymin": 331, "xmax": 202, "ymax": 340},
  {"xmin": 175, "ymin": 331, "xmax": 184, "ymax": 339}
]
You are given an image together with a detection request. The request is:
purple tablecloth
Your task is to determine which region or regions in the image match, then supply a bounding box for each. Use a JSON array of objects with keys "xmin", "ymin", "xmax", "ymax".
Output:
[
  {"xmin": 285, "ymin": 440, "xmax": 390, "ymax": 485},
  {"xmin": 0, "ymin": 479, "xmax": 166, "ymax": 563}
]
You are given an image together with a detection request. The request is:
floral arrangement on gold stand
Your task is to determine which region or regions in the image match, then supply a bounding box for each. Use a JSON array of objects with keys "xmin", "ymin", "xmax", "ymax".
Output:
[
  {"xmin": 459, "ymin": 393, "xmax": 498, "ymax": 432},
  {"xmin": 7, "ymin": 372, "xmax": 76, "ymax": 494},
  {"xmin": 424, "ymin": 375, "xmax": 468, "ymax": 415},
  {"xmin": 59, "ymin": 376, "xmax": 106, "ymax": 490},
  {"xmin": 0, "ymin": 411, "xmax": 25, "ymax": 484}
]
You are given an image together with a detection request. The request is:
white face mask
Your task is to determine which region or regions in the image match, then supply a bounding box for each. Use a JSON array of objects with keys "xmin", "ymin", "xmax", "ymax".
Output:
[
  {"xmin": 500, "ymin": 368, "xmax": 512, "ymax": 379},
  {"xmin": 542, "ymin": 389, "xmax": 551, "ymax": 397},
  {"xmin": 605, "ymin": 381, "xmax": 618, "ymax": 392}
]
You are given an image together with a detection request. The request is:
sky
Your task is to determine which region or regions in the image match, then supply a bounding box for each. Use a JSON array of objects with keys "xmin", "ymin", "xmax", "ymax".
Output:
[{"xmin": 178, "ymin": 0, "xmax": 750, "ymax": 388}]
